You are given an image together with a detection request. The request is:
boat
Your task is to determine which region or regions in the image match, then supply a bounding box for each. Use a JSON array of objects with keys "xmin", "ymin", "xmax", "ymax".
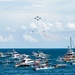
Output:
[
  {"xmin": 62, "ymin": 37, "xmax": 75, "ymax": 62},
  {"xmin": 54, "ymin": 64, "xmax": 67, "ymax": 68},
  {"xmin": 15, "ymin": 57, "xmax": 34, "ymax": 67},
  {"xmin": 33, "ymin": 57, "xmax": 54, "ymax": 71},
  {"xmin": 33, "ymin": 62, "xmax": 54, "ymax": 71},
  {"xmin": 56, "ymin": 56, "xmax": 63, "ymax": 62},
  {"xmin": 11, "ymin": 49, "xmax": 21, "ymax": 59},
  {"xmin": 32, "ymin": 51, "xmax": 49, "ymax": 58},
  {"xmin": 32, "ymin": 51, "xmax": 38, "ymax": 57},
  {"xmin": 0, "ymin": 52, "xmax": 5, "ymax": 57},
  {"xmin": 70, "ymin": 62, "xmax": 75, "ymax": 65},
  {"xmin": 33, "ymin": 66, "xmax": 54, "ymax": 71},
  {"xmin": 38, "ymin": 51, "xmax": 49, "ymax": 58},
  {"xmin": 5, "ymin": 51, "xmax": 13, "ymax": 57}
]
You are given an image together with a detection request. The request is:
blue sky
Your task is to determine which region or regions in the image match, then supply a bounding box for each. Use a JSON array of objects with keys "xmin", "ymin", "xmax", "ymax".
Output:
[{"xmin": 0, "ymin": 0, "xmax": 75, "ymax": 48}]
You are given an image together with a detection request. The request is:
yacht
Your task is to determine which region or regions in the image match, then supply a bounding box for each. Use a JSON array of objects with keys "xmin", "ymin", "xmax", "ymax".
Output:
[
  {"xmin": 63, "ymin": 37, "xmax": 75, "ymax": 62},
  {"xmin": 15, "ymin": 57, "xmax": 34, "ymax": 67}
]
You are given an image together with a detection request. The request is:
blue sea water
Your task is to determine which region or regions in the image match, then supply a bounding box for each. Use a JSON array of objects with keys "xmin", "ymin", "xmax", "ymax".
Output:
[{"xmin": 0, "ymin": 48, "xmax": 75, "ymax": 75}]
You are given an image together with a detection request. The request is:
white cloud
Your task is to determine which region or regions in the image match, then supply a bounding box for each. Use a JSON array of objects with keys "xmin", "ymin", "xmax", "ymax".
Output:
[
  {"xmin": 66, "ymin": 23, "xmax": 75, "ymax": 29},
  {"xmin": 30, "ymin": 22, "xmax": 37, "ymax": 29},
  {"xmin": 6, "ymin": 27, "xmax": 16, "ymax": 32},
  {"xmin": 0, "ymin": 34, "xmax": 14, "ymax": 42},
  {"xmin": 30, "ymin": 21, "xmax": 66, "ymax": 41},
  {"xmin": 45, "ymin": 23, "xmax": 53, "ymax": 30},
  {"xmin": 41, "ymin": 21, "xmax": 50, "ymax": 30},
  {"xmin": 30, "ymin": 21, "xmax": 64, "ymax": 31},
  {"xmin": 30, "ymin": 21, "xmax": 52, "ymax": 31},
  {"xmin": 21, "ymin": 25, "xmax": 26, "ymax": 30},
  {"xmin": 23, "ymin": 34, "xmax": 38, "ymax": 42},
  {"xmin": 55, "ymin": 22, "xmax": 63, "ymax": 31},
  {"xmin": 32, "ymin": 3, "xmax": 45, "ymax": 8}
]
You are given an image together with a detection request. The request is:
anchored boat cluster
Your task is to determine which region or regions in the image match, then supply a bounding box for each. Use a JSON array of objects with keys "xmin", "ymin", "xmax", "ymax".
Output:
[
  {"xmin": 0, "ymin": 37, "xmax": 75, "ymax": 71},
  {"xmin": 0, "ymin": 48, "xmax": 75, "ymax": 71}
]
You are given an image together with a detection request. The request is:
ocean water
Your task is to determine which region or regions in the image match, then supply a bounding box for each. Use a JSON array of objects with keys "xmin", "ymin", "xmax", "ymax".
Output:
[{"xmin": 0, "ymin": 48, "xmax": 75, "ymax": 75}]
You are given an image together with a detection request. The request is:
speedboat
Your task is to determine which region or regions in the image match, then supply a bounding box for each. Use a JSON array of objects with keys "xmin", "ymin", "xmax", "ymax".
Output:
[
  {"xmin": 33, "ymin": 58, "xmax": 54, "ymax": 71},
  {"xmin": 33, "ymin": 66, "xmax": 54, "ymax": 71},
  {"xmin": 54, "ymin": 64, "xmax": 67, "ymax": 68},
  {"xmin": 33, "ymin": 63, "xmax": 54, "ymax": 71}
]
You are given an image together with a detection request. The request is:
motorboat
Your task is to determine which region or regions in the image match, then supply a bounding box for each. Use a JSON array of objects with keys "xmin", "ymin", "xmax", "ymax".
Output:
[
  {"xmin": 54, "ymin": 64, "xmax": 67, "ymax": 68},
  {"xmin": 38, "ymin": 51, "xmax": 49, "ymax": 58},
  {"xmin": 70, "ymin": 62, "xmax": 75, "ymax": 65},
  {"xmin": 11, "ymin": 50, "xmax": 21, "ymax": 59},
  {"xmin": 32, "ymin": 51, "xmax": 38, "ymax": 57},
  {"xmin": 56, "ymin": 56, "xmax": 64, "ymax": 62},
  {"xmin": 15, "ymin": 57, "xmax": 34, "ymax": 67},
  {"xmin": 32, "ymin": 51, "xmax": 49, "ymax": 58},
  {"xmin": 33, "ymin": 66, "xmax": 54, "ymax": 71},
  {"xmin": 33, "ymin": 63, "xmax": 54, "ymax": 71},
  {"xmin": 0, "ymin": 52, "xmax": 5, "ymax": 57}
]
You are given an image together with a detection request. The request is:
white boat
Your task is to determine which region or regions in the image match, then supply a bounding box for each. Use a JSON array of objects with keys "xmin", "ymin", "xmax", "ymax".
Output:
[
  {"xmin": 34, "ymin": 66, "xmax": 54, "ymax": 71},
  {"xmin": 33, "ymin": 63, "xmax": 54, "ymax": 71},
  {"xmin": 0, "ymin": 52, "xmax": 5, "ymax": 57},
  {"xmin": 32, "ymin": 51, "xmax": 49, "ymax": 58},
  {"xmin": 32, "ymin": 51, "xmax": 38, "ymax": 57},
  {"xmin": 56, "ymin": 56, "xmax": 64, "ymax": 62},
  {"xmin": 33, "ymin": 58, "xmax": 54, "ymax": 71},
  {"xmin": 38, "ymin": 52, "xmax": 49, "ymax": 58},
  {"xmin": 11, "ymin": 50, "xmax": 21, "ymax": 59},
  {"xmin": 5, "ymin": 51, "xmax": 13, "ymax": 57},
  {"xmin": 70, "ymin": 62, "xmax": 75, "ymax": 65},
  {"xmin": 55, "ymin": 64, "xmax": 67, "ymax": 68},
  {"xmin": 15, "ymin": 57, "xmax": 34, "ymax": 67},
  {"xmin": 20, "ymin": 54, "xmax": 29, "ymax": 59},
  {"xmin": 11, "ymin": 49, "xmax": 29, "ymax": 60},
  {"xmin": 61, "ymin": 37, "xmax": 75, "ymax": 62}
]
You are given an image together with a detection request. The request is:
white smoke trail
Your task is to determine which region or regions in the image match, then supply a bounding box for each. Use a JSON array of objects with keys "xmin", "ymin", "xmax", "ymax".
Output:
[{"xmin": 35, "ymin": 20, "xmax": 61, "ymax": 41}]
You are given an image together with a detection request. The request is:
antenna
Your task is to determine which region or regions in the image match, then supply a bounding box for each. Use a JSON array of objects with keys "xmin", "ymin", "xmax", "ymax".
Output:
[{"xmin": 70, "ymin": 37, "xmax": 72, "ymax": 49}]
